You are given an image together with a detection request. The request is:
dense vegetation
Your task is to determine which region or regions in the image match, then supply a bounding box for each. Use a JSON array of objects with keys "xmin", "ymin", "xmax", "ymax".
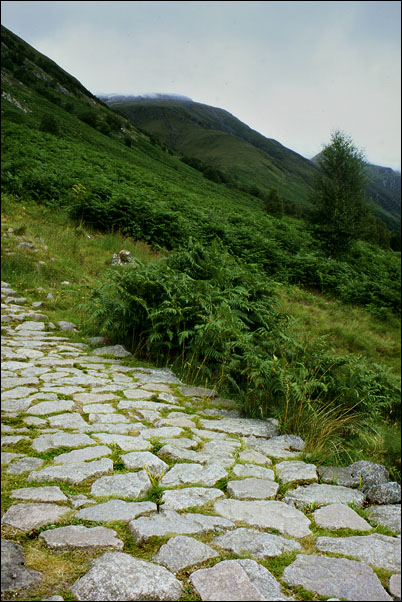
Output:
[{"xmin": 1, "ymin": 25, "xmax": 400, "ymax": 475}]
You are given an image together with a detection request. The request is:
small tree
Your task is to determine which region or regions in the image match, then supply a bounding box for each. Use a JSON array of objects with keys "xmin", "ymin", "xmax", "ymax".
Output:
[{"xmin": 311, "ymin": 130, "xmax": 369, "ymax": 257}]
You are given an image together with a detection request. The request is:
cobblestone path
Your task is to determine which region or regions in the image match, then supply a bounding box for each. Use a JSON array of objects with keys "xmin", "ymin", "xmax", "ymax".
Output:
[{"xmin": 1, "ymin": 282, "xmax": 401, "ymax": 601}]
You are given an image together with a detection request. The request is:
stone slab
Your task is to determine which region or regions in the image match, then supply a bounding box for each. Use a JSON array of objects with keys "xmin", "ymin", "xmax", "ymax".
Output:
[
  {"xmin": 313, "ymin": 503, "xmax": 372, "ymax": 531},
  {"xmin": 317, "ymin": 465, "xmax": 360, "ymax": 488},
  {"xmin": 161, "ymin": 487, "xmax": 225, "ymax": 511},
  {"xmin": 232, "ymin": 464, "xmax": 275, "ymax": 480},
  {"xmin": 91, "ymin": 433, "xmax": 151, "ymax": 451},
  {"xmin": 1, "ymin": 539, "xmax": 42, "ymax": 594},
  {"xmin": 53, "ymin": 445, "xmax": 112, "ymax": 464},
  {"xmin": 227, "ymin": 478, "xmax": 279, "ymax": 500},
  {"xmin": 28, "ymin": 458, "xmax": 114, "ymax": 485},
  {"xmin": 199, "ymin": 417, "xmax": 278, "ymax": 438},
  {"xmin": 1, "ymin": 503, "xmax": 70, "ymax": 531},
  {"xmin": 153, "ymin": 535, "xmax": 219, "ymax": 573},
  {"xmin": 76, "ymin": 499, "xmax": 157, "ymax": 522},
  {"xmin": 129, "ymin": 510, "xmax": 234, "ymax": 543},
  {"xmin": 366, "ymin": 504, "xmax": 401, "ymax": 533},
  {"xmin": 90, "ymin": 471, "xmax": 151, "ymax": 499},
  {"xmin": 160, "ymin": 462, "xmax": 227, "ymax": 488},
  {"xmin": 238, "ymin": 450, "xmax": 272, "ymax": 465},
  {"xmin": 275, "ymin": 460, "xmax": 318, "ymax": 485},
  {"xmin": 39, "ymin": 525, "xmax": 124, "ymax": 550},
  {"xmin": 213, "ymin": 527, "xmax": 301, "ymax": 558},
  {"xmin": 71, "ymin": 552, "xmax": 182, "ymax": 601},
  {"xmin": 190, "ymin": 559, "xmax": 292, "ymax": 601},
  {"xmin": 7, "ymin": 456, "xmax": 44, "ymax": 474},
  {"xmin": 315, "ymin": 533, "xmax": 401, "ymax": 572},
  {"xmin": 10, "ymin": 486, "xmax": 68, "ymax": 503},
  {"xmin": 121, "ymin": 451, "xmax": 169, "ymax": 476},
  {"xmin": 284, "ymin": 483, "xmax": 365, "ymax": 509},
  {"xmin": 32, "ymin": 432, "xmax": 95, "ymax": 452},
  {"xmin": 282, "ymin": 554, "xmax": 392, "ymax": 601},
  {"xmin": 213, "ymin": 499, "xmax": 311, "ymax": 538},
  {"xmin": 389, "ymin": 574, "xmax": 401, "ymax": 599}
]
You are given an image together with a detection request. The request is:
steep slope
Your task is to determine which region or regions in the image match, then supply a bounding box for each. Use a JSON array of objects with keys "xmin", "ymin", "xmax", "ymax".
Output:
[{"xmin": 102, "ymin": 94, "xmax": 319, "ymax": 206}]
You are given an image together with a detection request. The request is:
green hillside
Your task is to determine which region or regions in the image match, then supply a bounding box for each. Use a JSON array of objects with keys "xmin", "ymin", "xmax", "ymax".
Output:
[
  {"xmin": 103, "ymin": 94, "xmax": 401, "ymax": 230},
  {"xmin": 102, "ymin": 94, "xmax": 318, "ymax": 207},
  {"xmin": 1, "ymin": 25, "xmax": 400, "ymax": 474}
]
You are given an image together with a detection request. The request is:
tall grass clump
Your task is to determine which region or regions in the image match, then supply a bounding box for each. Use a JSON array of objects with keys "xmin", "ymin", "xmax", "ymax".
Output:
[{"xmin": 81, "ymin": 240, "xmax": 400, "ymax": 470}]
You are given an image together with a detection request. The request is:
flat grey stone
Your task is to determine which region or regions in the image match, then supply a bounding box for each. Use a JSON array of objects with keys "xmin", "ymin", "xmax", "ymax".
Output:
[
  {"xmin": 227, "ymin": 478, "xmax": 279, "ymax": 500},
  {"xmin": 7, "ymin": 456, "xmax": 44, "ymax": 474},
  {"xmin": 199, "ymin": 417, "xmax": 278, "ymax": 438},
  {"xmin": 23, "ymin": 416, "xmax": 47, "ymax": 426},
  {"xmin": 282, "ymin": 554, "xmax": 392, "ymax": 601},
  {"xmin": 349, "ymin": 461, "xmax": 390, "ymax": 493},
  {"xmin": 1, "ymin": 539, "xmax": 42, "ymax": 593},
  {"xmin": 366, "ymin": 505, "xmax": 401, "ymax": 533},
  {"xmin": 91, "ymin": 344, "xmax": 131, "ymax": 357},
  {"xmin": 88, "ymin": 412, "xmax": 129, "ymax": 424},
  {"xmin": 161, "ymin": 487, "xmax": 225, "ymax": 511},
  {"xmin": 71, "ymin": 552, "xmax": 182, "ymax": 601},
  {"xmin": 48, "ymin": 413, "xmax": 88, "ymax": 429},
  {"xmin": 160, "ymin": 462, "xmax": 227, "ymax": 488},
  {"xmin": 157, "ymin": 444, "xmax": 206, "ymax": 464},
  {"xmin": 140, "ymin": 426, "xmax": 184, "ymax": 439},
  {"xmin": 68, "ymin": 495, "xmax": 96, "ymax": 509},
  {"xmin": 122, "ymin": 388, "xmax": 155, "ymax": 400},
  {"xmin": 121, "ymin": 451, "xmax": 169, "ymax": 476},
  {"xmin": 39, "ymin": 525, "xmax": 123, "ymax": 550},
  {"xmin": 91, "ymin": 471, "xmax": 151, "ymax": 499},
  {"xmin": 275, "ymin": 461, "xmax": 318, "ymax": 485},
  {"xmin": 156, "ymin": 416, "xmax": 196, "ymax": 428},
  {"xmin": 246, "ymin": 434, "xmax": 305, "ymax": 459},
  {"xmin": 10, "ymin": 486, "xmax": 68, "ymax": 503},
  {"xmin": 213, "ymin": 527, "xmax": 301, "ymax": 558},
  {"xmin": 190, "ymin": 559, "xmax": 292, "ymax": 601},
  {"xmin": 76, "ymin": 499, "xmax": 157, "ymax": 522},
  {"xmin": 214, "ymin": 499, "xmax": 311, "ymax": 538},
  {"xmin": 2, "ymin": 386, "xmax": 37, "ymax": 400},
  {"xmin": 317, "ymin": 465, "xmax": 360, "ymax": 488},
  {"xmin": 316, "ymin": 533, "xmax": 401, "ymax": 572},
  {"xmin": 153, "ymin": 535, "xmax": 219, "ymax": 572},
  {"xmin": 92, "ymin": 433, "xmax": 151, "ymax": 451},
  {"xmin": 232, "ymin": 464, "xmax": 274, "ymax": 479},
  {"xmin": 41, "ymin": 597, "xmax": 64, "ymax": 601},
  {"xmin": 1, "ymin": 452, "xmax": 24, "ymax": 464},
  {"xmin": 389, "ymin": 574, "xmax": 401, "ymax": 599},
  {"xmin": 238, "ymin": 450, "xmax": 272, "ymax": 465},
  {"xmin": 118, "ymin": 399, "xmax": 180, "ymax": 411},
  {"xmin": 313, "ymin": 503, "xmax": 372, "ymax": 531},
  {"xmin": 135, "ymin": 367, "xmax": 183, "ymax": 385},
  {"xmin": 32, "ymin": 432, "xmax": 94, "ymax": 452},
  {"xmin": 366, "ymin": 482, "xmax": 401, "ymax": 504},
  {"xmin": 129, "ymin": 510, "xmax": 234, "ymax": 543},
  {"xmin": 284, "ymin": 483, "xmax": 366, "ymax": 509},
  {"xmin": 73, "ymin": 392, "xmax": 118, "ymax": 404},
  {"xmin": 28, "ymin": 458, "xmax": 114, "ymax": 485},
  {"xmin": 82, "ymin": 403, "xmax": 116, "ymax": 413},
  {"xmin": 53, "ymin": 445, "xmax": 111, "ymax": 464},
  {"xmin": 1, "ymin": 503, "xmax": 70, "ymax": 531},
  {"xmin": 15, "ymin": 321, "xmax": 46, "ymax": 331}
]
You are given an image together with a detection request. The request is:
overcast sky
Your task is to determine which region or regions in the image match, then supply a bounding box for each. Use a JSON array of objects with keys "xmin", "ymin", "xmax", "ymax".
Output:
[{"xmin": 2, "ymin": 1, "xmax": 401, "ymax": 170}]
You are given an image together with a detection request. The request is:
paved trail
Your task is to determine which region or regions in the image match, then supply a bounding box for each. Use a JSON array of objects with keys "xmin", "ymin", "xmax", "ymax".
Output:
[{"xmin": 1, "ymin": 282, "xmax": 401, "ymax": 601}]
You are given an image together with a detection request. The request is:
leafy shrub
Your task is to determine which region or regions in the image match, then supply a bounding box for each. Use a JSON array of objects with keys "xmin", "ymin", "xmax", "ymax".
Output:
[{"xmin": 39, "ymin": 114, "xmax": 60, "ymax": 136}]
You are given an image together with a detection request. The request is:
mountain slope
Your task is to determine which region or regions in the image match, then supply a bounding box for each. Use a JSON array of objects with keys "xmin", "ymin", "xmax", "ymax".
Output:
[{"xmin": 101, "ymin": 94, "xmax": 319, "ymax": 206}]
